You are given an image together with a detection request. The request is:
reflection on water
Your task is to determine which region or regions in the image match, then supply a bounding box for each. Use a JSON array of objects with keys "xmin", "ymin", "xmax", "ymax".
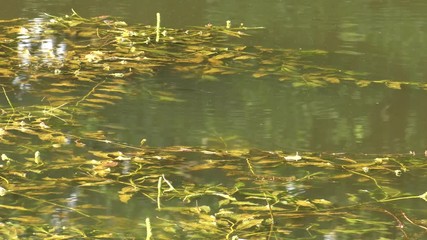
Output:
[
  {"xmin": 13, "ymin": 16, "xmax": 68, "ymax": 99},
  {"xmin": 102, "ymin": 74, "xmax": 427, "ymax": 153}
]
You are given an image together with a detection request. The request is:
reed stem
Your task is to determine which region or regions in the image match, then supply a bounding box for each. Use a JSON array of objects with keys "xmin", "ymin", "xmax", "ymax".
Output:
[{"xmin": 155, "ymin": 12, "xmax": 161, "ymax": 42}]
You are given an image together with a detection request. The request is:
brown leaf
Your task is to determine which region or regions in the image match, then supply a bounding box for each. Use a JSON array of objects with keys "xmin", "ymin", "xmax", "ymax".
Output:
[{"xmin": 252, "ymin": 72, "xmax": 269, "ymax": 78}]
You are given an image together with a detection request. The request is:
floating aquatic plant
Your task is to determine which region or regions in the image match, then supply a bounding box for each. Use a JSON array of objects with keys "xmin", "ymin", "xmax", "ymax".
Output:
[{"xmin": 0, "ymin": 11, "xmax": 426, "ymax": 239}]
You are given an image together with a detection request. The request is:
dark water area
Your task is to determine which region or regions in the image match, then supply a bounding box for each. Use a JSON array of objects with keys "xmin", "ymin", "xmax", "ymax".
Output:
[{"xmin": 1, "ymin": 1, "xmax": 427, "ymax": 239}]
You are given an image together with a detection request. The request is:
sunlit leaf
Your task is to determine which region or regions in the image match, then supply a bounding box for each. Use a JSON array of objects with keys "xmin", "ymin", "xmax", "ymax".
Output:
[
  {"xmin": 324, "ymin": 77, "xmax": 340, "ymax": 84},
  {"xmin": 295, "ymin": 200, "xmax": 316, "ymax": 209},
  {"xmin": 385, "ymin": 81, "xmax": 401, "ymax": 90},
  {"xmin": 0, "ymin": 204, "xmax": 31, "ymax": 211},
  {"xmin": 158, "ymin": 95, "xmax": 185, "ymax": 102},
  {"xmin": 233, "ymin": 55, "xmax": 256, "ymax": 60},
  {"xmin": 311, "ymin": 199, "xmax": 333, "ymax": 206},
  {"xmin": 119, "ymin": 193, "xmax": 133, "ymax": 203},
  {"xmin": 252, "ymin": 72, "xmax": 269, "ymax": 78},
  {"xmin": 204, "ymin": 68, "xmax": 223, "ymax": 74},
  {"xmin": 9, "ymin": 216, "xmax": 44, "ymax": 223},
  {"xmin": 210, "ymin": 52, "xmax": 235, "ymax": 60},
  {"xmin": 236, "ymin": 218, "xmax": 264, "ymax": 230}
]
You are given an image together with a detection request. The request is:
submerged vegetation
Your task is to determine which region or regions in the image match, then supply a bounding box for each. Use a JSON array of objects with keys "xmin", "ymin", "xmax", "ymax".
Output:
[{"xmin": 0, "ymin": 11, "xmax": 426, "ymax": 239}]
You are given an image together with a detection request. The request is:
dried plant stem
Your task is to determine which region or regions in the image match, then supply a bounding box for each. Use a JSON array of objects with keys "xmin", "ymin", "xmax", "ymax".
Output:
[
  {"xmin": 379, "ymin": 192, "xmax": 426, "ymax": 203},
  {"xmin": 11, "ymin": 191, "xmax": 94, "ymax": 220},
  {"xmin": 145, "ymin": 217, "xmax": 152, "ymax": 240},
  {"xmin": 155, "ymin": 12, "xmax": 161, "ymax": 42},
  {"xmin": 265, "ymin": 192, "xmax": 275, "ymax": 240},
  {"xmin": 342, "ymin": 166, "xmax": 388, "ymax": 199},
  {"xmin": 2, "ymin": 87, "xmax": 14, "ymax": 113},
  {"xmin": 246, "ymin": 158, "xmax": 255, "ymax": 175},
  {"xmin": 157, "ymin": 176, "xmax": 162, "ymax": 209},
  {"xmin": 75, "ymin": 80, "xmax": 105, "ymax": 106},
  {"xmin": 162, "ymin": 174, "xmax": 177, "ymax": 192}
]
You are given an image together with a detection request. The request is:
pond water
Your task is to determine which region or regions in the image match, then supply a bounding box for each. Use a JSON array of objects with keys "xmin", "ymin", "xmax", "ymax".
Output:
[
  {"xmin": 1, "ymin": 0, "xmax": 427, "ymax": 239},
  {"xmin": 3, "ymin": 0, "xmax": 427, "ymax": 153}
]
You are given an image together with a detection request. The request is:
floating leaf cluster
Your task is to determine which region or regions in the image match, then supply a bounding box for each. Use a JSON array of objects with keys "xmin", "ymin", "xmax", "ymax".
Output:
[
  {"xmin": 1, "ymin": 10, "xmax": 425, "ymax": 110},
  {"xmin": 0, "ymin": 103, "xmax": 426, "ymax": 239}
]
